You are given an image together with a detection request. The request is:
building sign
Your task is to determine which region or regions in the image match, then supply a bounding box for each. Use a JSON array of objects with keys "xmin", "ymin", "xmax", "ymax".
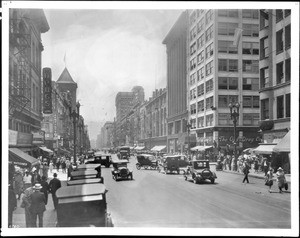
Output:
[
  {"xmin": 263, "ymin": 131, "xmax": 286, "ymax": 144},
  {"xmin": 43, "ymin": 68, "xmax": 52, "ymax": 114},
  {"xmin": 9, "ymin": 130, "xmax": 18, "ymax": 146},
  {"xmin": 32, "ymin": 131, "xmax": 45, "ymax": 145},
  {"xmin": 17, "ymin": 132, "xmax": 33, "ymax": 146}
]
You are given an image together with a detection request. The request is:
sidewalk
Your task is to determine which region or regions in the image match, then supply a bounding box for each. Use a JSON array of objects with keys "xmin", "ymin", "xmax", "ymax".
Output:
[{"xmin": 12, "ymin": 168, "xmax": 68, "ymax": 228}]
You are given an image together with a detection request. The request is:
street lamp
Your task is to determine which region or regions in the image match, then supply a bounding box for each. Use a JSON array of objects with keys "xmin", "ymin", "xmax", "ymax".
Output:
[
  {"xmin": 229, "ymin": 102, "xmax": 240, "ymax": 170},
  {"xmin": 186, "ymin": 120, "xmax": 192, "ymax": 158},
  {"xmin": 69, "ymin": 101, "xmax": 80, "ymax": 165}
]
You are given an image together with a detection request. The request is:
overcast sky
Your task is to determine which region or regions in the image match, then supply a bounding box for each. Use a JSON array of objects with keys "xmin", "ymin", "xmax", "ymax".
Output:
[{"xmin": 41, "ymin": 8, "xmax": 182, "ymax": 139}]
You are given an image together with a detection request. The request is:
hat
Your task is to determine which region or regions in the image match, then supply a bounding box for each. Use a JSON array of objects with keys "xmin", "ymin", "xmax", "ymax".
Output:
[
  {"xmin": 53, "ymin": 173, "xmax": 57, "ymax": 177},
  {"xmin": 277, "ymin": 167, "xmax": 283, "ymax": 171},
  {"xmin": 33, "ymin": 183, "xmax": 43, "ymax": 190}
]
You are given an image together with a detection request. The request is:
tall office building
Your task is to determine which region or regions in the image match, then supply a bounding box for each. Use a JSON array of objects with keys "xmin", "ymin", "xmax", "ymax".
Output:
[{"xmin": 187, "ymin": 9, "xmax": 261, "ymax": 151}]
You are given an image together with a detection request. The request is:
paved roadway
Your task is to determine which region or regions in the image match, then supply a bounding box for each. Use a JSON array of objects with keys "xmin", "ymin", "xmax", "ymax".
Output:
[
  {"xmin": 105, "ymin": 156, "xmax": 291, "ymax": 228},
  {"xmin": 12, "ymin": 156, "xmax": 291, "ymax": 229}
]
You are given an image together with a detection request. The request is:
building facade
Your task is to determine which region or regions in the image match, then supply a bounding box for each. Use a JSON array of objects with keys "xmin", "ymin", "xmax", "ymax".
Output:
[
  {"xmin": 187, "ymin": 9, "xmax": 261, "ymax": 153},
  {"xmin": 9, "ymin": 9, "xmax": 49, "ymax": 157},
  {"xmin": 163, "ymin": 11, "xmax": 190, "ymax": 153}
]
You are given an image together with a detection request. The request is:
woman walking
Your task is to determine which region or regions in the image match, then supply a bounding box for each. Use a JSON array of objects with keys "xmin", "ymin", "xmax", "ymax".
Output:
[
  {"xmin": 276, "ymin": 167, "xmax": 286, "ymax": 193},
  {"xmin": 265, "ymin": 168, "xmax": 274, "ymax": 192}
]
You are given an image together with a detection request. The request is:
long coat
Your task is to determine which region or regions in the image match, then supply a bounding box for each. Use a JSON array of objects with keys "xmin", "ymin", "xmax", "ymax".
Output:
[
  {"xmin": 49, "ymin": 178, "xmax": 61, "ymax": 194},
  {"xmin": 30, "ymin": 191, "xmax": 46, "ymax": 214}
]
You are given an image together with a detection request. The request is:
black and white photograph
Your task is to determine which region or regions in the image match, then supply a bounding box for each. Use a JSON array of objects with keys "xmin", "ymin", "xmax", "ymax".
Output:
[{"xmin": 2, "ymin": 1, "xmax": 299, "ymax": 236}]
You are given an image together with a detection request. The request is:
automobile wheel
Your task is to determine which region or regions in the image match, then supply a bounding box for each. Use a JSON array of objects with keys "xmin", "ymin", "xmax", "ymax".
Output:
[
  {"xmin": 211, "ymin": 178, "xmax": 215, "ymax": 184},
  {"xmin": 136, "ymin": 163, "xmax": 141, "ymax": 170}
]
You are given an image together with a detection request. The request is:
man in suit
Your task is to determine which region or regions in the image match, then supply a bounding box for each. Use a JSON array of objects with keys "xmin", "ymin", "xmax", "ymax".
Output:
[
  {"xmin": 49, "ymin": 173, "xmax": 61, "ymax": 210},
  {"xmin": 30, "ymin": 184, "xmax": 46, "ymax": 227}
]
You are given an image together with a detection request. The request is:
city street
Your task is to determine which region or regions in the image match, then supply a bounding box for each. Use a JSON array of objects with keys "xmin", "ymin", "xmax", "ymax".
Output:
[{"xmin": 104, "ymin": 156, "xmax": 291, "ymax": 228}]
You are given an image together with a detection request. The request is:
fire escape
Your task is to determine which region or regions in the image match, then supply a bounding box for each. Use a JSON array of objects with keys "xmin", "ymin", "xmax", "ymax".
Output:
[{"xmin": 9, "ymin": 15, "xmax": 32, "ymax": 117}]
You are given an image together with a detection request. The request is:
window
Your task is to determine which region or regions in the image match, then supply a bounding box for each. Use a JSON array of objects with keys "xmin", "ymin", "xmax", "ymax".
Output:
[
  {"xmin": 197, "ymin": 34, "xmax": 204, "ymax": 49},
  {"xmin": 190, "ymin": 103, "xmax": 196, "ymax": 115},
  {"xmin": 206, "ymin": 114, "xmax": 214, "ymax": 126},
  {"xmin": 285, "ymin": 9, "xmax": 291, "ymax": 17},
  {"xmin": 197, "ymin": 84, "xmax": 204, "ymax": 96},
  {"xmin": 218, "ymin": 77, "xmax": 238, "ymax": 90},
  {"xmin": 276, "ymin": 29, "xmax": 283, "ymax": 53},
  {"xmin": 218, "ymin": 59, "xmax": 238, "ymax": 72},
  {"xmin": 218, "ymin": 41, "xmax": 237, "ymax": 54},
  {"xmin": 243, "ymin": 78, "xmax": 259, "ymax": 90},
  {"xmin": 197, "ymin": 100, "xmax": 204, "ymax": 112},
  {"xmin": 242, "ymin": 60, "xmax": 258, "ymax": 73},
  {"xmin": 242, "ymin": 24, "xmax": 259, "ymax": 37},
  {"xmin": 190, "ymin": 57, "xmax": 196, "ymax": 70},
  {"xmin": 260, "ymin": 37, "xmax": 269, "ymax": 59},
  {"xmin": 261, "ymin": 98, "xmax": 269, "ymax": 120},
  {"xmin": 175, "ymin": 120, "xmax": 181, "ymax": 134},
  {"xmin": 260, "ymin": 67, "xmax": 269, "ymax": 88},
  {"xmin": 276, "ymin": 61, "xmax": 284, "ymax": 84},
  {"xmin": 229, "ymin": 95, "xmax": 239, "ymax": 104},
  {"xmin": 190, "ymin": 88, "xmax": 197, "ymax": 100},
  {"xmin": 206, "ymin": 61, "xmax": 213, "ymax": 76},
  {"xmin": 243, "ymin": 113, "xmax": 259, "ymax": 125},
  {"xmin": 277, "ymin": 95, "xmax": 284, "ymax": 119},
  {"xmin": 190, "ymin": 42, "xmax": 197, "ymax": 55},
  {"xmin": 276, "ymin": 9, "xmax": 283, "ymax": 22},
  {"xmin": 190, "ymin": 11, "xmax": 197, "ymax": 25},
  {"xmin": 197, "ymin": 51, "xmax": 204, "ymax": 65},
  {"xmin": 219, "ymin": 113, "xmax": 231, "ymax": 125},
  {"xmin": 242, "ymin": 42, "xmax": 259, "ymax": 55},
  {"xmin": 206, "ymin": 79, "xmax": 214, "ymax": 93},
  {"xmin": 285, "ymin": 24, "xmax": 291, "ymax": 49},
  {"xmin": 218, "ymin": 22, "xmax": 238, "ymax": 36},
  {"xmin": 286, "ymin": 93, "xmax": 290, "ymax": 117},
  {"xmin": 197, "ymin": 67, "xmax": 204, "ymax": 81},
  {"xmin": 242, "ymin": 10, "xmax": 258, "ymax": 19},
  {"xmin": 260, "ymin": 10, "xmax": 269, "ymax": 29},
  {"xmin": 198, "ymin": 116, "xmax": 204, "ymax": 127},
  {"xmin": 205, "ymin": 43, "xmax": 213, "ymax": 59},
  {"xmin": 190, "ymin": 26, "xmax": 197, "ymax": 41},
  {"xmin": 253, "ymin": 96, "xmax": 259, "ymax": 108},
  {"xmin": 285, "ymin": 58, "xmax": 291, "ymax": 82},
  {"xmin": 205, "ymin": 25, "xmax": 213, "ymax": 42},
  {"xmin": 218, "ymin": 59, "xmax": 227, "ymax": 71},
  {"xmin": 206, "ymin": 96, "xmax": 214, "ymax": 109},
  {"xmin": 190, "ymin": 73, "xmax": 196, "ymax": 85},
  {"xmin": 218, "ymin": 95, "xmax": 228, "ymax": 108},
  {"xmin": 197, "ymin": 18, "xmax": 204, "ymax": 33},
  {"xmin": 243, "ymin": 96, "xmax": 259, "ymax": 108},
  {"xmin": 205, "ymin": 10, "xmax": 213, "ymax": 24}
]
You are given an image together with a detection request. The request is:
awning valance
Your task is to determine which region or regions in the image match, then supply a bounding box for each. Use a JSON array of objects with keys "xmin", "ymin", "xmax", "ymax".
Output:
[
  {"xmin": 39, "ymin": 146, "xmax": 54, "ymax": 154},
  {"xmin": 151, "ymin": 146, "xmax": 166, "ymax": 152},
  {"xmin": 273, "ymin": 131, "xmax": 290, "ymax": 153},
  {"xmin": 9, "ymin": 148, "xmax": 38, "ymax": 167},
  {"xmin": 191, "ymin": 146, "xmax": 213, "ymax": 151},
  {"xmin": 253, "ymin": 144, "xmax": 276, "ymax": 154}
]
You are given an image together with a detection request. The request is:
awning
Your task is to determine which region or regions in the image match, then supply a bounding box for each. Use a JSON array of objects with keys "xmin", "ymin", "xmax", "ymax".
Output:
[
  {"xmin": 151, "ymin": 145, "xmax": 166, "ymax": 152},
  {"xmin": 58, "ymin": 147, "xmax": 71, "ymax": 154},
  {"xmin": 253, "ymin": 144, "xmax": 276, "ymax": 154},
  {"xmin": 273, "ymin": 131, "xmax": 290, "ymax": 153},
  {"xmin": 135, "ymin": 146, "xmax": 145, "ymax": 150},
  {"xmin": 9, "ymin": 148, "xmax": 38, "ymax": 167},
  {"xmin": 39, "ymin": 146, "xmax": 54, "ymax": 154},
  {"xmin": 191, "ymin": 146, "xmax": 213, "ymax": 151}
]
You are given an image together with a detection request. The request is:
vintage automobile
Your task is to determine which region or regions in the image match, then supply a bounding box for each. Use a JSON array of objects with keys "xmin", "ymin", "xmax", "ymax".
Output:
[
  {"xmin": 86, "ymin": 152, "xmax": 112, "ymax": 168},
  {"xmin": 56, "ymin": 183, "xmax": 113, "ymax": 227},
  {"xmin": 118, "ymin": 146, "xmax": 131, "ymax": 160},
  {"xmin": 70, "ymin": 169, "xmax": 104, "ymax": 183},
  {"xmin": 184, "ymin": 160, "xmax": 217, "ymax": 184},
  {"xmin": 67, "ymin": 178, "xmax": 102, "ymax": 186},
  {"xmin": 111, "ymin": 159, "xmax": 133, "ymax": 181},
  {"xmin": 160, "ymin": 155, "xmax": 190, "ymax": 174},
  {"xmin": 136, "ymin": 154, "xmax": 159, "ymax": 170}
]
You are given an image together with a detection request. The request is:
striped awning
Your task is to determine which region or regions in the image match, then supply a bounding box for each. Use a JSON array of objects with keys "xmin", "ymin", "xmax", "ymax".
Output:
[{"xmin": 9, "ymin": 148, "xmax": 38, "ymax": 167}]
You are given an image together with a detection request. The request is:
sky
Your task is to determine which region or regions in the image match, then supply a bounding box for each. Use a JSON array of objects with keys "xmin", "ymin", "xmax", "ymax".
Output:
[{"xmin": 41, "ymin": 8, "xmax": 182, "ymax": 139}]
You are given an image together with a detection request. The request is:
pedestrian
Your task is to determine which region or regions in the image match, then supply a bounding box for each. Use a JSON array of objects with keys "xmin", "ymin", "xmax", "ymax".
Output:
[
  {"xmin": 265, "ymin": 168, "xmax": 274, "ymax": 192},
  {"xmin": 21, "ymin": 186, "xmax": 34, "ymax": 227},
  {"xmin": 61, "ymin": 159, "xmax": 66, "ymax": 173},
  {"xmin": 8, "ymin": 184, "xmax": 17, "ymax": 228},
  {"xmin": 31, "ymin": 169, "xmax": 41, "ymax": 186},
  {"xmin": 276, "ymin": 167, "xmax": 286, "ymax": 193},
  {"xmin": 228, "ymin": 155, "xmax": 232, "ymax": 171},
  {"xmin": 263, "ymin": 157, "xmax": 269, "ymax": 176},
  {"xmin": 30, "ymin": 184, "xmax": 46, "ymax": 227},
  {"xmin": 42, "ymin": 162, "xmax": 49, "ymax": 179},
  {"xmin": 49, "ymin": 173, "xmax": 61, "ymax": 210},
  {"xmin": 67, "ymin": 163, "xmax": 73, "ymax": 181},
  {"xmin": 254, "ymin": 158, "xmax": 259, "ymax": 173},
  {"xmin": 14, "ymin": 170, "xmax": 24, "ymax": 200},
  {"xmin": 242, "ymin": 162, "xmax": 250, "ymax": 184},
  {"xmin": 56, "ymin": 158, "xmax": 61, "ymax": 171},
  {"xmin": 49, "ymin": 161, "xmax": 54, "ymax": 174},
  {"xmin": 40, "ymin": 176, "xmax": 49, "ymax": 205},
  {"xmin": 23, "ymin": 170, "xmax": 32, "ymax": 190}
]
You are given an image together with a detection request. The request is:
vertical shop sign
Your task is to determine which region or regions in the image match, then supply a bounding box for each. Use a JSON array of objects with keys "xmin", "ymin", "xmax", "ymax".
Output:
[{"xmin": 43, "ymin": 68, "xmax": 52, "ymax": 114}]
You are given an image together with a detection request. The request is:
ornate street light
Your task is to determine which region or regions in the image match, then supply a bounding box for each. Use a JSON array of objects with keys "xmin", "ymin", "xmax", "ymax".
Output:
[
  {"xmin": 229, "ymin": 102, "xmax": 240, "ymax": 170},
  {"xmin": 186, "ymin": 120, "xmax": 192, "ymax": 158}
]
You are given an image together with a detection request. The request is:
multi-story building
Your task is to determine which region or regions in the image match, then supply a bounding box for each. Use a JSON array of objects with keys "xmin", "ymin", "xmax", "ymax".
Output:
[
  {"xmin": 186, "ymin": 9, "xmax": 261, "ymax": 153},
  {"xmin": 163, "ymin": 11, "xmax": 191, "ymax": 153},
  {"xmin": 9, "ymin": 9, "xmax": 49, "ymax": 162},
  {"xmin": 258, "ymin": 9, "xmax": 291, "ymax": 172},
  {"xmin": 99, "ymin": 121, "xmax": 114, "ymax": 149}
]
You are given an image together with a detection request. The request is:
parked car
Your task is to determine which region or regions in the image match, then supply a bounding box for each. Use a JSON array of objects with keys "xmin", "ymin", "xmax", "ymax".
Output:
[
  {"xmin": 86, "ymin": 152, "xmax": 112, "ymax": 168},
  {"xmin": 56, "ymin": 183, "xmax": 113, "ymax": 227},
  {"xmin": 160, "ymin": 155, "xmax": 190, "ymax": 174},
  {"xmin": 111, "ymin": 159, "xmax": 133, "ymax": 181},
  {"xmin": 136, "ymin": 154, "xmax": 159, "ymax": 170},
  {"xmin": 184, "ymin": 160, "xmax": 217, "ymax": 184}
]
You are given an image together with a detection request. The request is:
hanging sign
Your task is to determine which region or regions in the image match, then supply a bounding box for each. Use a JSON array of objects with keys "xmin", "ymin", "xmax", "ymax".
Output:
[{"xmin": 43, "ymin": 68, "xmax": 52, "ymax": 114}]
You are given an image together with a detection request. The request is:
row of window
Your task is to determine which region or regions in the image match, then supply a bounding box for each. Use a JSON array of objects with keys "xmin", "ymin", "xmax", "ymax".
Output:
[
  {"xmin": 190, "ymin": 79, "xmax": 214, "ymax": 99},
  {"xmin": 261, "ymin": 94, "xmax": 290, "ymax": 120},
  {"xmin": 9, "ymin": 119, "xmax": 32, "ymax": 133},
  {"xmin": 218, "ymin": 59, "xmax": 259, "ymax": 73},
  {"xmin": 190, "ymin": 96, "xmax": 214, "ymax": 114}
]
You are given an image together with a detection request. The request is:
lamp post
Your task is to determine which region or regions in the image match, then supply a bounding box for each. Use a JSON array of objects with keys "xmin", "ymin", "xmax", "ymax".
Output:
[
  {"xmin": 69, "ymin": 102, "xmax": 80, "ymax": 165},
  {"xmin": 229, "ymin": 102, "xmax": 240, "ymax": 170},
  {"xmin": 186, "ymin": 120, "xmax": 192, "ymax": 159}
]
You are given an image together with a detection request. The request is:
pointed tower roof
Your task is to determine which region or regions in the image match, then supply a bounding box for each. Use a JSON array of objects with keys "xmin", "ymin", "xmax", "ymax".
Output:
[{"xmin": 56, "ymin": 67, "xmax": 77, "ymax": 84}]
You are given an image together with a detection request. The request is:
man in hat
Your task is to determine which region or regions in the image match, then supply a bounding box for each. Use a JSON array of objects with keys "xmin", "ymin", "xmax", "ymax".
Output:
[
  {"xmin": 49, "ymin": 173, "xmax": 61, "ymax": 210},
  {"xmin": 30, "ymin": 183, "xmax": 46, "ymax": 227}
]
